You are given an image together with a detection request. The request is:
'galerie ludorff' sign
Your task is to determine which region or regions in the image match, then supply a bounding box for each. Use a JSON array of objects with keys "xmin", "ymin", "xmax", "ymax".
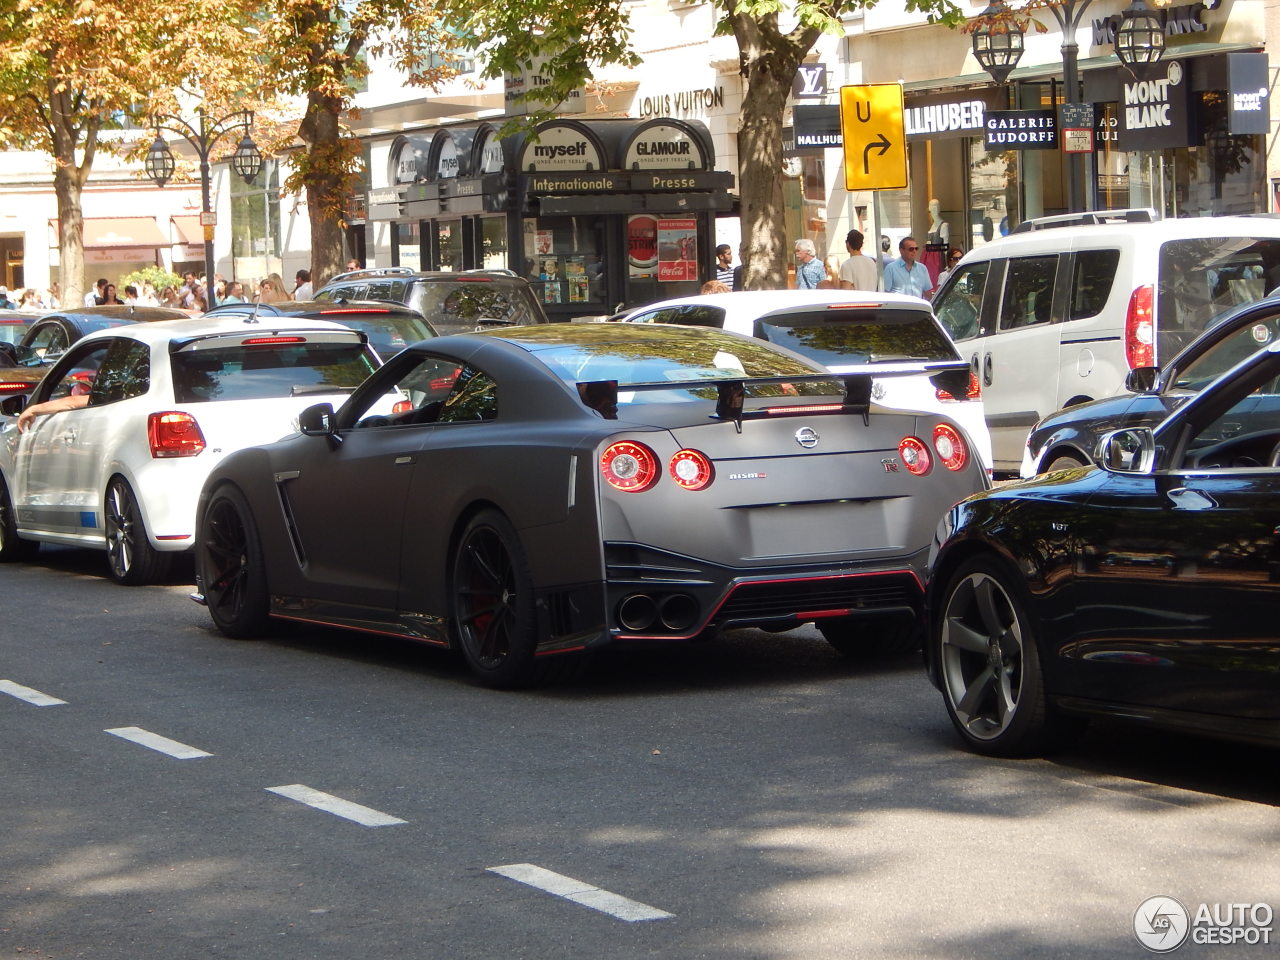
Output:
[{"xmin": 984, "ymin": 109, "xmax": 1058, "ymax": 150}]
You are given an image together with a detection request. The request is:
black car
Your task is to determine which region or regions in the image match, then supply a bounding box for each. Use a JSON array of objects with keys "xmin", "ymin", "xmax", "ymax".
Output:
[
  {"xmin": 926, "ymin": 339, "xmax": 1280, "ymax": 756},
  {"xmin": 0, "ymin": 305, "xmax": 189, "ymax": 403},
  {"xmin": 203, "ymin": 299, "xmax": 437, "ymax": 360},
  {"xmin": 314, "ymin": 267, "xmax": 547, "ymax": 336},
  {"xmin": 193, "ymin": 323, "xmax": 987, "ymax": 688},
  {"xmin": 1022, "ymin": 295, "xmax": 1280, "ymax": 475}
]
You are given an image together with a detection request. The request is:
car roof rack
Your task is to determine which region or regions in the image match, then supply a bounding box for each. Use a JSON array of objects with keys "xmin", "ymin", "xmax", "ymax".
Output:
[
  {"xmin": 327, "ymin": 266, "xmax": 418, "ymax": 283},
  {"xmin": 1010, "ymin": 208, "xmax": 1159, "ymax": 233}
]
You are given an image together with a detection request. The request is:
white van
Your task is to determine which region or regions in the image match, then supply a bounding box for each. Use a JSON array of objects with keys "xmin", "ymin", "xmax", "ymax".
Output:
[{"xmin": 931, "ymin": 210, "xmax": 1280, "ymax": 473}]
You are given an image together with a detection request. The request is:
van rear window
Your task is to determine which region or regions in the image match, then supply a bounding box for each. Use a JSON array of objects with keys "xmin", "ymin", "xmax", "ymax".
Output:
[
  {"xmin": 1158, "ymin": 238, "xmax": 1280, "ymax": 362},
  {"xmin": 754, "ymin": 308, "xmax": 961, "ymax": 366},
  {"xmin": 171, "ymin": 341, "xmax": 377, "ymax": 402}
]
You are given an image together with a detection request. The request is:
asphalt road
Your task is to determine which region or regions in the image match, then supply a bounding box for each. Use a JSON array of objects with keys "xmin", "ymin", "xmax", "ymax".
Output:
[{"xmin": 2, "ymin": 547, "xmax": 1277, "ymax": 960}]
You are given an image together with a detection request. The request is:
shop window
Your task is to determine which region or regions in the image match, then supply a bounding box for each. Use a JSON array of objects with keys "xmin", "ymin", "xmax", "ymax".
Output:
[
  {"xmin": 395, "ymin": 222, "xmax": 422, "ymax": 271},
  {"xmin": 435, "ymin": 219, "xmax": 462, "ymax": 272},
  {"xmin": 969, "ymin": 140, "xmax": 1019, "ymax": 246},
  {"xmin": 1000, "ymin": 256, "xmax": 1057, "ymax": 330},
  {"xmin": 480, "ymin": 217, "xmax": 508, "ymax": 271},
  {"xmin": 522, "ymin": 216, "xmax": 607, "ymax": 306},
  {"xmin": 1068, "ymin": 250, "xmax": 1120, "ymax": 321},
  {"xmin": 230, "ymin": 160, "xmax": 282, "ymax": 281}
]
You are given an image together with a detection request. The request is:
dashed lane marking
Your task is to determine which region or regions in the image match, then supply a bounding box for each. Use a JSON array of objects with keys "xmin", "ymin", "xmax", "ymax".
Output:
[
  {"xmin": 265, "ymin": 784, "xmax": 408, "ymax": 826},
  {"xmin": 105, "ymin": 726, "xmax": 213, "ymax": 759},
  {"xmin": 487, "ymin": 863, "xmax": 675, "ymax": 922},
  {"xmin": 0, "ymin": 679, "xmax": 67, "ymax": 706}
]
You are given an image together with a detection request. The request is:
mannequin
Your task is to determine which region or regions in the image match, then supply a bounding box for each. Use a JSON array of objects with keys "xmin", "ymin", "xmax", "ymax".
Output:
[{"xmin": 927, "ymin": 198, "xmax": 950, "ymax": 245}]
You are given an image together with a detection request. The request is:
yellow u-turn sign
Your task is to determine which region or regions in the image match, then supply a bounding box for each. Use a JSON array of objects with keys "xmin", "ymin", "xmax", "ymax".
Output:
[{"xmin": 840, "ymin": 84, "xmax": 908, "ymax": 191}]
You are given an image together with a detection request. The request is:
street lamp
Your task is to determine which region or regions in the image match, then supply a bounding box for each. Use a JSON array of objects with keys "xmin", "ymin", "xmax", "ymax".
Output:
[
  {"xmin": 971, "ymin": 0, "xmax": 1166, "ymax": 212},
  {"xmin": 144, "ymin": 109, "xmax": 263, "ymax": 307}
]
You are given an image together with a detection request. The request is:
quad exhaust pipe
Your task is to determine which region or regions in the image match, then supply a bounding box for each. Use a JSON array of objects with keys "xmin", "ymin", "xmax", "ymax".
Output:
[{"xmin": 617, "ymin": 592, "xmax": 700, "ymax": 633}]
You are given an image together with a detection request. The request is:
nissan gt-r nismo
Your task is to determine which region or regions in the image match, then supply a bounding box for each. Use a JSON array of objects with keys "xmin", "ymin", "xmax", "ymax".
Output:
[
  {"xmin": 193, "ymin": 323, "xmax": 989, "ymax": 688},
  {"xmin": 0, "ymin": 315, "xmax": 382, "ymax": 584}
]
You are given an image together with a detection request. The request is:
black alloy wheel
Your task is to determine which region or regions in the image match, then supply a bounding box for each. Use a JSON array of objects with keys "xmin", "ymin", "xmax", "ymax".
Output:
[
  {"xmin": 198, "ymin": 485, "xmax": 270, "ymax": 638},
  {"xmin": 935, "ymin": 556, "xmax": 1083, "ymax": 757},
  {"xmin": 0, "ymin": 474, "xmax": 38, "ymax": 562},
  {"xmin": 450, "ymin": 509, "xmax": 541, "ymax": 688},
  {"xmin": 104, "ymin": 476, "xmax": 172, "ymax": 585}
]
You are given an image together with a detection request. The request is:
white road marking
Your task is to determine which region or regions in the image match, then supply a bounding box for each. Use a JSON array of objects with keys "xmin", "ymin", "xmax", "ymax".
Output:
[
  {"xmin": 104, "ymin": 726, "xmax": 212, "ymax": 759},
  {"xmin": 0, "ymin": 679, "xmax": 67, "ymax": 706},
  {"xmin": 265, "ymin": 784, "xmax": 407, "ymax": 826},
  {"xmin": 487, "ymin": 863, "xmax": 674, "ymax": 922}
]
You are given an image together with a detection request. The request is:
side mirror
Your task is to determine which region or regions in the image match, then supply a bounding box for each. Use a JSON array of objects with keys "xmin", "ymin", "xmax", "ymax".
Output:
[
  {"xmin": 1, "ymin": 394, "xmax": 28, "ymax": 417},
  {"xmin": 1124, "ymin": 366, "xmax": 1159, "ymax": 393},
  {"xmin": 1097, "ymin": 427, "xmax": 1155, "ymax": 474},
  {"xmin": 298, "ymin": 403, "xmax": 336, "ymax": 437}
]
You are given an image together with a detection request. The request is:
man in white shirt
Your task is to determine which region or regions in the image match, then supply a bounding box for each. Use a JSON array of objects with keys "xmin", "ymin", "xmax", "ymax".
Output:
[
  {"xmin": 294, "ymin": 269, "xmax": 313, "ymax": 300},
  {"xmin": 83, "ymin": 278, "xmax": 106, "ymax": 306},
  {"xmin": 839, "ymin": 230, "xmax": 879, "ymax": 291}
]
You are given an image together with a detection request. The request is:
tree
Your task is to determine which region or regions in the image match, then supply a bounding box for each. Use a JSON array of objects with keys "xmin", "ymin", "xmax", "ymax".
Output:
[
  {"xmin": 451, "ymin": 0, "xmax": 963, "ymax": 290},
  {"xmin": 0, "ymin": 0, "xmax": 251, "ymax": 306},
  {"xmin": 253, "ymin": 1, "xmax": 458, "ymax": 287}
]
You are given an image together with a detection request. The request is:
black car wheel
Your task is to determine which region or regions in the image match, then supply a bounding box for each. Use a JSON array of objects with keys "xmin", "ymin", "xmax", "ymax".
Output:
[
  {"xmin": 819, "ymin": 613, "xmax": 919, "ymax": 657},
  {"xmin": 451, "ymin": 509, "xmax": 542, "ymax": 688},
  {"xmin": 0, "ymin": 474, "xmax": 38, "ymax": 562},
  {"xmin": 104, "ymin": 477, "xmax": 171, "ymax": 586},
  {"xmin": 935, "ymin": 557, "xmax": 1082, "ymax": 757},
  {"xmin": 198, "ymin": 485, "xmax": 270, "ymax": 638}
]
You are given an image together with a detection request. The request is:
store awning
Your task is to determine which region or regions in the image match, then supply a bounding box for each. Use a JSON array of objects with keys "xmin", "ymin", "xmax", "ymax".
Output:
[
  {"xmin": 171, "ymin": 216, "xmax": 205, "ymax": 245},
  {"xmin": 50, "ymin": 217, "xmax": 168, "ymax": 248}
]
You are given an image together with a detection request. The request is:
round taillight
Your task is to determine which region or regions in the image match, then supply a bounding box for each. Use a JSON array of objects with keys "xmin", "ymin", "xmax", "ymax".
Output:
[
  {"xmin": 601, "ymin": 441, "xmax": 659, "ymax": 492},
  {"xmin": 669, "ymin": 449, "xmax": 714, "ymax": 491},
  {"xmin": 899, "ymin": 436, "xmax": 931, "ymax": 476},
  {"xmin": 933, "ymin": 423, "xmax": 968, "ymax": 472}
]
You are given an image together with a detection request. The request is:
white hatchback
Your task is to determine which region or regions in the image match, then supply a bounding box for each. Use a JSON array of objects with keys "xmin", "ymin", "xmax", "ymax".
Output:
[
  {"xmin": 621, "ymin": 290, "xmax": 993, "ymax": 472},
  {"xmin": 0, "ymin": 315, "xmax": 382, "ymax": 584}
]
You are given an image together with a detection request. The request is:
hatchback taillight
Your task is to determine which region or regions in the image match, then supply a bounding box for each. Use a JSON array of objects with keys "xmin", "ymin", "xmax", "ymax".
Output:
[
  {"xmin": 1125, "ymin": 285, "xmax": 1155, "ymax": 369},
  {"xmin": 601, "ymin": 441, "xmax": 659, "ymax": 492},
  {"xmin": 936, "ymin": 371, "xmax": 981, "ymax": 402},
  {"xmin": 148, "ymin": 411, "xmax": 206, "ymax": 458}
]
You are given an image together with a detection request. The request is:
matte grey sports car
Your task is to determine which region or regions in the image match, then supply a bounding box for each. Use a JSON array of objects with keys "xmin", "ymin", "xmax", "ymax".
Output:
[{"xmin": 194, "ymin": 323, "xmax": 988, "ymax": 687}]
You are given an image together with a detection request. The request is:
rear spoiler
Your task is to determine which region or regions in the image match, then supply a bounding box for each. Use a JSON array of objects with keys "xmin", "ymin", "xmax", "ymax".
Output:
[{"xmin": 576, "ymin": 359, "xmax": 970, "ymax": 426}]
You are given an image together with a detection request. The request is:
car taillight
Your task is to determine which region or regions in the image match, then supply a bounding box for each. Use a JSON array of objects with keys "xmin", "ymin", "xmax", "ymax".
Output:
[
  {"xmin": 936, "ymin": 370, "xmax": 981, "ymax": 402},
  {"xmin": 1125, "ymin": 285, "xmax": 1155, "ymax": 369},
  {"xmin": 601, "ymin": 441, "xmax": 659, "ymax": 492},
  {"xmin": 148, "ymin": 411, "xmax": 206, "ymax": 458},
  {"xmin": 933, "ymin": 423, "xmax": 968, "ymax": 471},
  {"xmin": 0, "ymin": 381, "xmax": 31, "ymax": 394},
  {"xmin": 241, "ymin": 336, "xmax": 306, "ymax": 345},
  {"xmin": 668, "ymin": 449, "xmax": 714, "ymax": 490},
  {"xmin": 899, "ymin": 436, "xmax": 931, "ymax": 476},
  {"xmin": 392, "ymin": 399, "xmax": 414, "ymax": 414}
]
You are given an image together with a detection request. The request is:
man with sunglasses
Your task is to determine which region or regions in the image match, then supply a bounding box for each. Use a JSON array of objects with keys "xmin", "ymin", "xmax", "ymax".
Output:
[{"xmin": 882, "ymin": 236, "xmax": 934, "ymax": 300}]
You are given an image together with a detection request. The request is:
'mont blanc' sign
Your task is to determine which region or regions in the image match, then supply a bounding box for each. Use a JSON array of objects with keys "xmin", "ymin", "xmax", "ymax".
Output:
[{"xmin": 1117, "ymin": 60, "xmax": 1192, "ymax": 151}]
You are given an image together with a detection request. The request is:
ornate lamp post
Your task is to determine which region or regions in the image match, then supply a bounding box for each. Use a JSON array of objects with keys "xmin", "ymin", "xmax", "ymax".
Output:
[
  {"xmin": 144, "ymin": 109, "xmax": 263, "ymax": 307},
  {"xmin": 971, "ymin": 0, "xmax": 1166, "ymax": 212}
]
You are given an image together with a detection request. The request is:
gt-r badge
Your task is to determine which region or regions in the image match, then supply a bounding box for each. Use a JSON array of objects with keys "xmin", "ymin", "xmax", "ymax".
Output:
[
  {"xmin": 794, "ymin": 426, "xmax": 820, "ymax": 449},
  {"xmin": 881, "ymin": 458, "xmax": 899, "ymax": 472}
]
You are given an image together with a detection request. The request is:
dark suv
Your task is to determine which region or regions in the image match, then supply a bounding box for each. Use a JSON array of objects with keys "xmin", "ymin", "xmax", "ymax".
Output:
[
  {"xmin": 314, "ymin": 267, "xmax": 548, "ymax": 336},
  {"xmin": 203, "ymin": 299, "xmax": 436, "ymax": 360}
]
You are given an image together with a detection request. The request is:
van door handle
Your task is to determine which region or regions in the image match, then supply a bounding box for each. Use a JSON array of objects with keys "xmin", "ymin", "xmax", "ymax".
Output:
[{"xmin": 983, "ymin": 353, "xmax": 994, "ymax": 387}]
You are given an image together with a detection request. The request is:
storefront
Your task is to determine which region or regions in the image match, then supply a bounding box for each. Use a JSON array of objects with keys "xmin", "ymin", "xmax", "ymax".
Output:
[{"xmin": 368, "ymin": 117, "xmax": 734, "ymax": 317}]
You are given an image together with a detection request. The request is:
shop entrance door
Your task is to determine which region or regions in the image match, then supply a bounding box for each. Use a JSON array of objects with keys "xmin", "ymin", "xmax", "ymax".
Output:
[{"xmin": 433, "ymin": 218, "xmax": 463, "ymax": 272}]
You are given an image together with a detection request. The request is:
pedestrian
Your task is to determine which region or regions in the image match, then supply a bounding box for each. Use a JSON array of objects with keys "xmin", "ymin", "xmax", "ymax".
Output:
[
  {"xmin": 937, "ymin": 246, "xmax": 964, "ymax": 290},
  {"xmin": 839, "ymin": 230, "xmax": 880, "ymax": 292},
  {"xmin": 700, "ymin": 280, "xmax": 731, "ymax": 294},
  {"xmin": 293, "ymin": 269, "xmax": 313, "ymax": 300},
  {"xmin": 882, "ymin": 236, "xmax": 934, "ymax": 300},
  {"xmin": 84, "ymin": 277, "xmax": 107, "ymax": 306},
  {"xmin": 223, "ymin": 281, "xmax": 246, "ymax": 303},
  {"xmin": 21, "ymin": 288, "xmax": 44, "ymax": 309},
  {"xmin": 345, "ymin": 259, "xmax": 361, "ymax": 271},
  {"xmin": 793, "ymin": 239, "xmax": 825, "ymax": 290},
  {"xmin": 100, "ymin": 283, "xmax": 123, "ymax": 305},
  {"xmin": 713, "ymin": 244, "xmax": 734, "ymax": 286},
  {"xmin": 267, "ymin": 272, "xmax": 291, "ymax": 301},
  {"xmin": 159, "ymin": 286, "xmax": 181, "ymax": 308},
  {"xmin": 0, "ymin": 286, "xmax": 13, "ymax": 309},
  {"xmin": 123, "ymin": 284, "xmax": 140, "ymax": 305},
  {"xmin": 47, "ymin": 283, "xmax": 60, "ymax": 309}
]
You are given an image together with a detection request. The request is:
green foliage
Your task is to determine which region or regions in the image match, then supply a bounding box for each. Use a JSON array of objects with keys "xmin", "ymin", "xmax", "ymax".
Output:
[{"xmin": 120, "ymin": 266, "xmax": 182, "ymax": 293}]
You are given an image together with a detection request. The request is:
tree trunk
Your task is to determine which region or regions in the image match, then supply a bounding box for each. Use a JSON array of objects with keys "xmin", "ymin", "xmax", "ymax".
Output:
[
  {"xmin": 47, "ymin": 83, "xmax": 95, "ymax": 308},
  {"xmin": 299, "ymin": 92, "xmax": 349, "ymax": 290},
  {"xmin": 730, "ymin": 10, "xmax": 819, "ymax": 291}
]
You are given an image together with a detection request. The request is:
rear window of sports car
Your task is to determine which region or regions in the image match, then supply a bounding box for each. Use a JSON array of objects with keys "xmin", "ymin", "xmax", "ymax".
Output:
[
  {"xmin": 171, "ymin": 341, "xmax": 378, "ymax": 402},
  {"xmin": 754, "ymin": 308, "xmax": 960, "ymax": 365}
]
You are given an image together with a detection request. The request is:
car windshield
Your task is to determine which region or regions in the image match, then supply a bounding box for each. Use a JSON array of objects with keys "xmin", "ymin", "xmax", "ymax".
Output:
[
  {"xmin": 171, "ymin": 339, "xmax": 378, "ymax": 402},
  {"xmin": 754, "ymin": 307, "xmax": 961, "ymax": 366},
  {"xmin": 516, "ymin": 325, "xmax": 842, "ymax": 401},
  {"xmin": 412, "ymin": 281, "xmax": 541, "ymax": 328},
  {"xmin": 0, "ymin": 317, "xmax": 30, "ymax": 346},
  {"xmin": 324, "ymin": 311, "xmax": 434, "ymax": 358},
  {"xmin": 1158, "ymin": 237, "xmax": 1280, "ymax": 363}
]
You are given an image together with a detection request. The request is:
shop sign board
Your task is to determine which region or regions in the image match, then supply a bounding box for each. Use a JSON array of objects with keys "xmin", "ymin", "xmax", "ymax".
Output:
[
  {"xmin": 622, "ymin": 123, "xmax": 706, "ymax": 170},
  {"xmin": 519, "ymin": 124, "xmax": 606, "ymax": 173},
  {"xmin": 984, "ymin": 109, "xmax": 1057, "ymax": 150},
  {"xmin": 793, "ymin": 64, "xmax": 828, "ymax": 99},
  {"xmin": 476, "ymin": 131, "xmax": 506, "ymax": 175},
  {"xmin": 1058, "ymin": 103, "xmax": 1095, "ymax": 153},
  {"xmin": 1226, "ymin": 52, "xmax": 1269, "ymax": 136},
  {"xmin": 437, "ymin": 139, "xmax": 459, "ymax": 179},
  {"xmin": 793, "ymin": 105, "xmax": 843, "ymax": 154},
  {"xmin": 1116, "ymin": 60, "xmax": 1192, "ymax": 151},
  {"xmin": 902, "ymin": 91, "xmax": 998, "ymax": 141},
  {"xmin": 393, "ymin": 136, "xmax": 433, "ymax": 184},
  {"xmin": 504, "ymin": 56, "xmax": 585, "ymax": 116},
  {"xmin": 657, "ymin": 218, "xmax": 698, "ymax": 282},
  {"xmin": 628, "ymin": 214, "xmax": 658, "ymax": 278},
  {"xmin": 839, "ymin": 84, "xmax": 907, "ymax": 191}
]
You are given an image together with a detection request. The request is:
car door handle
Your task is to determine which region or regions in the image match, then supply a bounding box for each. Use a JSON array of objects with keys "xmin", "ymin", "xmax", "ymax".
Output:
[{"xmin": 983, "ymin": 353, "xmax": 994, "ymax": 387}]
